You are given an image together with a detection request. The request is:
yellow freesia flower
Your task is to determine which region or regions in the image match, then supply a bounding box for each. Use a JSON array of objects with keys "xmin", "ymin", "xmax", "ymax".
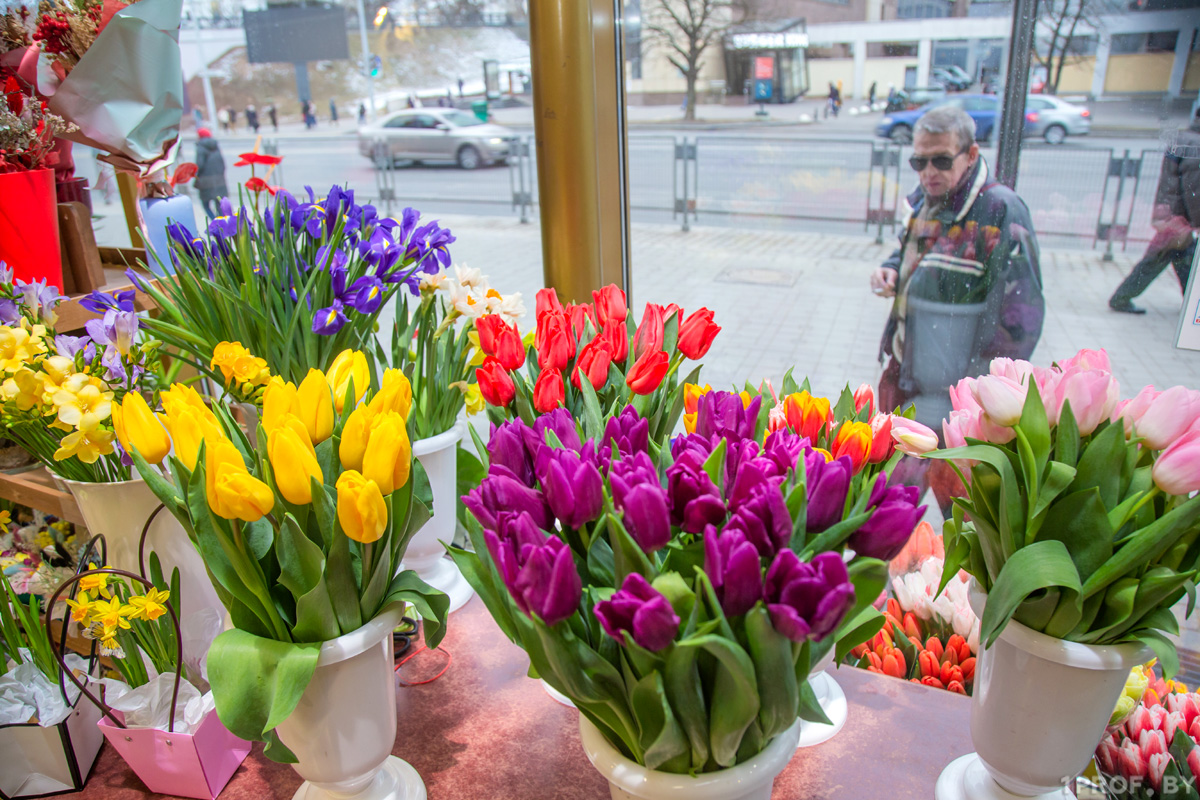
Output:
[
  {"xmin": 211, "ymin": 342, "xmax": 271, "ymax": 389},
  {"xmin": 54, "ymin": 417, "xmax": 116, "ymax": 464},
  {"xmin": 52, "ymin": 373, "xmax": 113, "ymax": 429},
  {"xmin": 37, "ymin": 356, "xmax": 75, "ymax": 403},
  {"xmin": 2, "ymin": 368, "xmax": 44, "ymax": 412},
  {"xmin": 336, "ymin": 470, "xmax": 387, "ymax": 543},
  {"xmin": 0, "ymin": 322, "xmax": 48, "ymax": 373},
  {"xmin": 126, "ymin": 587, "xmax": 171, "ymax": 622}
]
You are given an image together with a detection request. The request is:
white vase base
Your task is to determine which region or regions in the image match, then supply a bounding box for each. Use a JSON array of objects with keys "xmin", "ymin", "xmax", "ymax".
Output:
[
  {"xmin": 540, "ymin": 679, "xmax": 576, "ymax": 708},
  {"xmin": 402, "ymin": 557, "xmax": 475, "ymax": 614},
  {"xmin": 936, "ymin": 755, "xmax": 1074, "ymax": 800},
  {"xmin": 292, "ymin": 756, "xmax": 427, "ymax": 800},
  {"xmin": 796, "ymin": 670, "xmax": 848, "ymax": 748}
]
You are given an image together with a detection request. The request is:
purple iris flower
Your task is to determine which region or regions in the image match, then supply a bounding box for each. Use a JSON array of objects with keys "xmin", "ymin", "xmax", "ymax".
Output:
[
  {"xmin": 462, "ymin": 464, "xmax": 554, "ymax": 532},
  {"xmin": 484, "ymin": 511, "xmax": 581, "ymax": 627},
  {"xmin": 666, "ymin": 450, "xmax": 726, "ymax": 534},
  {"xmin": 315, "ymin": 246, "xmax": 348, "ymax": 272},
  {"xmin": 207, "ymin": 212, "xmax": 240, "ymax": 242},
  {"xmin": 397, "ymin": 207, "xmax": 421, "ymax": 244},
  {"xmin": 79, "ymin": 289, "xmax": 135, "ymax": 314},
  {"xmin": 847, "ymin": 478, "xmax": 925, "ymax": 561},
  {"xmin": 694, "ymin": 391, "xmax": 761, "ymax": 443},
  {"xmin": 609, "ymin": 452, "xmax": 671, "ymax": 553},
  {"xmin": 535, "ymin": 446, "xmax": 604, "ymax": 530},
  {"xmin": 165, "ymin": 222, "xmax": 206, "ymax": 265},
  {"xmin": 349, "ymin": 275, "xmax": 386, "ymax": 314},
  {"xmin": 421, "ymin": 225, "xmax": 456, "ymax": 272},
  {"xmin": 764, "ymin": 550, "xmax": 855, "ymax": 643},
  {"xmin": 804, "ymin": 449, "xmax": 853, "ymax": 533},
  {"xmin": 312, "ymin": 300, "xmax": 349, "ymax": 335},
  {"xmin": 125, "ymin": 268, "xmax": 151, "ymax": 292},
  {"xmin": 703, "ymin": 525, "xmax": 763, "ymax": 617},
  {"xmin": 594, "ymin": 573, "xmax": 680, "ymax": 652}
]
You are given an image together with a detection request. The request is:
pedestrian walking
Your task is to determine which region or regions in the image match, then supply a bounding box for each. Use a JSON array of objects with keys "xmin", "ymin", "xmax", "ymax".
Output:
[
  {"xmin": 227, "ymin": 106, "xmax": 237, "ymax": 133},
  {"xmin": 194, "ymin": 128, "xmax": 229, "ymax": 221},
  {"xmin": 358, "ymin": 102, "xmax": 367, "ymax": 124},
  {"xmin": 457, "ymin": 77, "xmax": 464, "ymax": 97},
  {"xmin": 266, "ymin": 102, "xmax": 278, "ymax": 131},
  {"xmin": 245, "ymin": 104, "xmax": 259, "ymax": 134},
  {"xmin": 216, "ymin": 106, "xmax": 229, "ymax": 133},
  {"xmin": 827, "ymin": 83, "xmax": 840, "ymax": 118},
  {"xmin": 868, "ymin": 81, "xmax": 877, "ymax": 107},
  {"xmin": 1108, "ymin": 105, "xmax": 1200, "ymax": 314},
  {"xmin": 445, "ymin": 89, "xmax": 453, "ymax": 107},
  {"xmin": 329, "ymin": 98, "xmax": 339, "ymax": 125},
  {"xmin": 870, "ymin": 104, "xmax": 1044, "ymax": 448}
]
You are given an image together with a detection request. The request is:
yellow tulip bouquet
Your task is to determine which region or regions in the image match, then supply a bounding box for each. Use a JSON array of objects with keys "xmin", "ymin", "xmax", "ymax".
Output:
[
  {"xmin": 116, "ymin": 346, "xmax": 449, "ymax": 761},
  {"xmin": 0, "ymin": 277, "xmax": 164, "ymax": 482}
]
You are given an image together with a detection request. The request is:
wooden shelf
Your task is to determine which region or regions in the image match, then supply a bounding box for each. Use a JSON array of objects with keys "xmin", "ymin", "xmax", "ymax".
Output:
[{"xmin": 0, "ymin": 466, "xmax": 86, "ymax": 527}]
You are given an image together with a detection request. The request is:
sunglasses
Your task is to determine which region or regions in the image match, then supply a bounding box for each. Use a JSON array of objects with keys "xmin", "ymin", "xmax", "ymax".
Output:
[{"xmin": 909, "ymin": 147, "xmax": 969, "ymax": 172}]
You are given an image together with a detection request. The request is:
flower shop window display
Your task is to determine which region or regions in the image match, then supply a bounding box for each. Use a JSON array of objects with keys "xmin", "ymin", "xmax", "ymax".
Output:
[
  {"xmin": 46, "ymin": 565, "xmax": 252, "ymax": 800},
  {"xmin": 0, "ymin": 76, "xmax": 75, "ymax": 290},
  {"xmin": 133, "ymin": 187, "xmax": 453, "ymax": 387},
  {"xmin": 924, "ymin": 350, "xmax": 1200, "ymax": 800},
  {"xmin": 379, "ymin": 264, "xmax": 525, "ymax": 612},
  {"xmin": 0, "ymin": 557, "xmax": 102, "ymax": 798},
  {"xmin": 451, "ymin": 387, "xmax": 932, "ymax": 800},
  {"xmin": 118, "ymin": 352, "xmax": 451, "ymax": 800}
]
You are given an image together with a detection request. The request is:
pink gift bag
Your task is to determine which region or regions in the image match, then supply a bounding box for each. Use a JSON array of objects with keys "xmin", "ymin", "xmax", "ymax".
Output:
[{"xmin": 47, "ymin": 562, "xmax": 251, "ymax": 800}]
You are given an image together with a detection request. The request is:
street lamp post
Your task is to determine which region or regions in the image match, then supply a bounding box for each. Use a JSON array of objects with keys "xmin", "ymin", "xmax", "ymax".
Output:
[
  {"xmin": 191, "ymin": 0, "xmax": 218, "ymax": 126},
  {"xmin": 355, "ymin": 0, "xmax": 376, "ymax": 121}
]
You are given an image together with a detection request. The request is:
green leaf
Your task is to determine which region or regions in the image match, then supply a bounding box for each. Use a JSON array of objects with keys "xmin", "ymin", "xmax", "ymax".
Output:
[
  {"xmin": 1054, "ymin": 401, "xmax": 1080, "ymax": 466},
  {"xmin": 980, "ymin": 539, "xmax": 1082, "ymax": 646},
  {"xmin": 1081, "ymin": 495, "xmax": 1200, "ymax": 601},
  {"xmin": 835, "ymin": 606, "xmax": 886, "ymax": 664},
  {"xmin": 663, "ymin": 639, "xmax": 709, "ymax": 771},
  {"xmin": 275, "ymin": 514, "xmax": 325, "ymax": 600},
  {"xmin": 382, "ymin": 572, "xmax": 450, "ymax": 649},
  {"xmin": 674, "ymin": 634, "xmax": 759, "ymax": 768},
  {"xmin": 1034, "ymin": 488, "xmax": 1114, "ymax": 583},
  {"xmin": 1135, "ymin": 629, "xmax": 1177, "ymax": 679},
  {"xmin": 578, "ymin": 378, "xmax": 605, "ymax": 442},
  {"xmin": 796, "ymin": 677, "xmax": 833, "ymax": 726},
  {"xmin": 1018, "ymin": 380, "xmax": 1051, "ymax": 478},
  {"xmin": 1068, "ymin": 421, "xmax": 1126, "ymax": 510},
  {"xmin": 291, "ymin": 575, "xmax": 340, "ymax": 642},
  {"xmin": 701, "ymin": 438, "xmax": 727, "ymax": 492},
  {"xmin": 207, "ymin": 629, "xmax": 320, "ymax": 761},
  {"xmin": 326, "ymin": 530, "xmax": 363, "ymax": 633},
  {"xmin": 745, "ymin": 606, "xmax": 799, "ymax": 740},
  {"xmin": 629, "ymin": 670, "xmax": 690, "ymax": 772}
]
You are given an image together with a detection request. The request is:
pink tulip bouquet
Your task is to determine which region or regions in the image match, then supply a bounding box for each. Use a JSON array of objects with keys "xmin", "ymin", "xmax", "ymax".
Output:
[
  {"xmin": 927, "ymin": 349, "xmax": 1200, "ymax": 671},
  {"xmin": 450, "ymin": 388, "xmax": 930, "ymax": 773}
]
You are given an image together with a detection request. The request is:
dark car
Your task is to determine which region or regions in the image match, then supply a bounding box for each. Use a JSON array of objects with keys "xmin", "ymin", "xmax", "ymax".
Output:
[{"xmin": 875, "ymin": 94, "xmax": 999, "ymax": 144}]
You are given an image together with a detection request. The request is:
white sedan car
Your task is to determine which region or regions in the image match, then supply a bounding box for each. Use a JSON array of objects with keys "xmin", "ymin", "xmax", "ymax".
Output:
[{"xmin": 357, "ymin": 109, "xmax": 515, "ymax": 169}]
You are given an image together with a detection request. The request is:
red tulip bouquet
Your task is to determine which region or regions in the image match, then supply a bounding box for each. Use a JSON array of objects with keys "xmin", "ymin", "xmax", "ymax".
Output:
[
  {"xmin": 475, "ymin": 285, "xmax": 720, "ymax": 442},
  {"xmin": 849, "ymin": 598, "xmax": 977, "ymax": 695},
  {"xmin": 450, "ymin": 387, "xmax": 936, "ymax": 772},
  {"xmin": 1095, "ymin": 664, "xmax": 1200, "ymax": 799},
  {"xmin": 926, "ymin": 349, "xmax": 1200, "ymax": 668}
]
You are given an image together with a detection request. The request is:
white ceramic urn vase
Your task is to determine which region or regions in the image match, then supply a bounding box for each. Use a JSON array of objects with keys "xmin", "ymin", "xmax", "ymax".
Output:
[
  {"xmin": 56, "ymin": 475, "xmax": 224, "ymax": 624},
  {"xmin": 403, "ymin": 420, "xmax": 474, "ymax": 613},
  {"xmin": 796, "ymin": 649, "xmax": 848, "ymax": 748},
  {"xmin": 275, "ymin": 605, "xmax": 425, "ymax": 800},
  {"xmin": 935, "ymin": 586, "xmax": 1149, "ymax": 800},
  {"xmin": 579, "ymin": 717, "xmax": 801, "ymax": 800}
]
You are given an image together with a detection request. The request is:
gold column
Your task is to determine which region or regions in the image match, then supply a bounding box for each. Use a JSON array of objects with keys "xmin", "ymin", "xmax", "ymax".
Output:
[
  {"xmin": 529, "ymin": 0, "xmax": 630, "ymax": 305},
  {"xmin": 115, "ymin": 172, "xmax": 143, "ymax": 249}
]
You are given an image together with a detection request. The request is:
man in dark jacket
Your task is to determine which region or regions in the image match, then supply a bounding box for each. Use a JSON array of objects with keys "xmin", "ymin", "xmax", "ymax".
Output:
[
  {"xmin": 194, "ymin": 129, "xmax": 228, "ymax": 221},
  {"xmin": 1109, "ymin": 106, "xmax": 1200, "ymax": 314},
  {"xmin": 870, "ymin": 105, "xmax": 1045, "ymax": 432}
]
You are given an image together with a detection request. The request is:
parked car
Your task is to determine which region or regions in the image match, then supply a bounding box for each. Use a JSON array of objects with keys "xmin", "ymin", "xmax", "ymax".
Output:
[
  {"xmin": 1023, "ymin": 95, "xmax": 1091, "ymax": 144},
  {"xmin": 875, "ymin": 94, "xmax": 999, "ymax": 144},
  {"xmin": 932, "ymin": 67, "xmax": 971, "ymax": 92},
  {"xmin": 357, "ymin": 109, "xmax": 515, "ymax": 169},
  {"xmin": 944, "ymin": 65, "xmax": 974, "ymax": 88}
]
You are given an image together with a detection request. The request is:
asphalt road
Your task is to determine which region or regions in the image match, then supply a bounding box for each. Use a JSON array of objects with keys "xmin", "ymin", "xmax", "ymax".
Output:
[{"xmin": 165, "ymin": 127, "xmax": 1169, "ymax": 248}]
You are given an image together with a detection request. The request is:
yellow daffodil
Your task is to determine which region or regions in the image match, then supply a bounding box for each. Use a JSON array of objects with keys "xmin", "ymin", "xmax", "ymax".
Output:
[
  {"xmin": 113, "ymin": 393, "xmax": 171, "ymax": 464},
  {"xmin": 1, "ymin": 368, "xmax": 43, "ymax": 412},
  {"xmin": 361, "ymin": 412, "xmax": 411, "ymax": 495},
  {"xmin": 78, "ymin": 565, "xmax": 113, "ymax": 599},
  {"xmin": 205, "ymin": 438, "xmax": 275, "ymax": 522},
  {"xmin": 0, "ymin": 322, "xmax": 48, "ymax": 373},
  {"xmin": 54, "ymin": 417, "xmax": 116, "ymax": 464},
  {"xmin": 126, "ymin": 587, "xmax": 171, "ymax": 622},
  {"xmin": 339, "ymin": 403, "xmax": 372, "ymax": 472},
  {"xmin": 296, "ymin": 369, "xmax": 334, "ymax": 444},
  {"xmin": 65, "ymin": 590, "xmax": 93, "ymax": 623},
  {"xmin": 336, "ymin": 470, "xmax": 387, "ymax": 543},
  {"xmin": 0, "ymin": 510, "xmax": 8, "ymax": 529},
  {"xmin": 90, "ymin": 595, "xmax": 132, "ymax": 636},
  {"xmin": 268, "ymin": 421, "xmax": 323, "ymax": 505},
  {"xmin": 463, "ymin": 383, "xmax": 484, "ymax": 416},
  {"xmin": 325, "ymin": 349, "xmax": 369, "ymax": 413},
  {"xmin": 466, "ymin": 330, "xmax": 486, "ymax": 367}
]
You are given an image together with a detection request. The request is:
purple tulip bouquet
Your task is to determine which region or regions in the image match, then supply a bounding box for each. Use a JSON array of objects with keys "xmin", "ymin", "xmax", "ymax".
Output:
[{"xmin": 451, "ymin": 390, "xmax": 926, "ymax": 773}]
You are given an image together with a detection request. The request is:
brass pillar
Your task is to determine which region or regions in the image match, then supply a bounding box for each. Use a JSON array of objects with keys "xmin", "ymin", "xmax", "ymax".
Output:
[{"xmin": 529, "ymin": 0, "xmax": 631, "ymax": 305}]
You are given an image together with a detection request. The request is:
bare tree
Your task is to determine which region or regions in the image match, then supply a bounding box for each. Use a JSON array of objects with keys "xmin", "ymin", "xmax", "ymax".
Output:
[
  {"xmin": 1034, "ymin": 0, "xmax": 1117, "ymax": 95},
  {"xmin": 643, "ymin": 0, "xmax": 735, "ymax": 121}
]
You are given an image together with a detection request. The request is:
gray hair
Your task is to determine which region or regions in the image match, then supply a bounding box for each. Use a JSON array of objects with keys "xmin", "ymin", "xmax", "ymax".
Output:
[{"xmin": 914, "ymin": 105, "xmax": 977, "ymax": 149}]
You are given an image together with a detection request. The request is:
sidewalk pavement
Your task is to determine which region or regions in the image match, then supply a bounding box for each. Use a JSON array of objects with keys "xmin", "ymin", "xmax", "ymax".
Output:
[{"xmin": 93, "ymin": 198, "xmax": 1195, "ymax": 400}]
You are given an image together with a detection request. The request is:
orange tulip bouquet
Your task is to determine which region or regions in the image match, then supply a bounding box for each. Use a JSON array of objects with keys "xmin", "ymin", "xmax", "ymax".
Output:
[
  {"xmin": 118, "ymin": 347, "xmax": 449, "ymax": 761},
  {"xmin": 475, "ymin": 286, "xmax": 721, "ymax": 441}
]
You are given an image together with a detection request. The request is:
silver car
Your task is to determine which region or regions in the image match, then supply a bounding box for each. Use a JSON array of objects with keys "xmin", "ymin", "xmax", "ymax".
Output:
[
  {"xmin": 1024, "ymin": 95, "xmax": 1091, "ymax": 144},
  {"xmin": 357, "ymin": 109, "xmax": 515, "ymax": 169}
]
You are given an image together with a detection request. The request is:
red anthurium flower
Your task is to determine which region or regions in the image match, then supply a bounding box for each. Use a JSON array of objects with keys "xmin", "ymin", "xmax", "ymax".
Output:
[
  {"xmin": 235, "ymin": 152, "xmax": 284, "ymax": 167},
  {"xmin": 677, "ymin": 307, "xmax": 720, "ymax": 360},
  {"xmin": 626, "ymin": 349, "xmax": 669, "ymax": 396},
  {"xmin": 170, "ymin": 162, "xmax": 198, "ymax": 186},
  {"xmin": 476, "ymin": 357, "xmax": 516, "ymax": 407},
  {"xmin": 573, "ymin": 338, "xmax": 613, "ymax": 391},
  {"xmin": 244, "ymin": 177, "xmax": 278, "ymax": 194},
  {"xmin": 533, "ymin": 368, "xmax": 565, "ymax": 413}
]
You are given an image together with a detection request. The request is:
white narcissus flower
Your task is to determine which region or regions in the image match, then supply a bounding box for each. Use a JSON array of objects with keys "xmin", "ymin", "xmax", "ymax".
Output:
[
  {"xmin": 454, "ymin": 265, "xmax": 484, "ymax": 289},
  {"xmin": 448, "ymin": 281, "xmax": 488, "ymax": 320},
  {"xmin": 420, "ymin": 273, "xmax": 449, "ymax": 293},
  {"xmin": 499, "ymin": 292, "xmax": 526, "ymax": 326}
]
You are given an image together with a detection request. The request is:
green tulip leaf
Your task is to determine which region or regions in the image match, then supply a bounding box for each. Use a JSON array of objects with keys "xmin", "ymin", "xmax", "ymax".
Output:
[
  {"xmin": 797, "ymin": 676, "xmax": 833, "ymax": 726},
  {"xmin": 674, "ymin": 633, "xmax": 759, "ymax": 768},
  {"xmin": 663, "ymin": 642, "xmax": 709, "ymax": 771},
  {"xmin": 310, "ymin": 483, "xmax": 338, "ymax": 550},
  {"xmin": 325, "ymin": 529, "xmax": 363, "ymax": 632},
  {"xmin": 1135, "ymin": 628, "xmax": 1177, "ymax": 679},
  {"xmin": 276, "ymin": 514, "xmax": 325, "ymax": 600},
  {"xmin": 383, "ymin": 571, "xmax": 450, "ymax": 649},
  {"xmin": 291, "ymin": 575, "xmax": 340, "ymax": 642},
  {"xmin": 1081, "ymin": 495, "xmax": 1200, "ymax": 601},
  {"xmin": 629, "ymin": 670, "xmax": 690, "ymax": 772},
  {"xmin": 1018, "ymin": 380, "xmax": 1051, "ymax": 477},
  {"xmin": 1035, "ymin": 488, "xmax": 1113, "ymax": 582},
  {"xmin": 745, "ymin": 606, "xmax": 799, "ymax": 740},
  {"xmin": 1054, "ymin": 401, "xmax": 1080, "ymax": 467},
  {"xmin": 207, "ymin": 629, "xmax": 321, "ymax": 761},
  {"xmin": 980, "ymin": 539, "xmax": 1082, "ymax": 646},
  {"xmin": 1068, "ymin": 421, "xmax": 1125, "ymax": 509},
  {"xmin": 577, "ymin": 377, "xmax": 605, "ymax": 443},
  {"xmin": 835, "ymin": 606, "xmax": 887, "ymax": 665}
]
